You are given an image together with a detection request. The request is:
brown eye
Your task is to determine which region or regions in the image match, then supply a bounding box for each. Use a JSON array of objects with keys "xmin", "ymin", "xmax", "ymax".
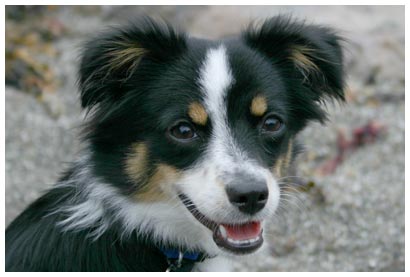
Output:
[
  {"xmin": 262, "ymin": 115, "xmax": 283, "ymax": 133},
  {"xmin": 169, "ymin": 122, "xmax": 198, "ymax": 141}
]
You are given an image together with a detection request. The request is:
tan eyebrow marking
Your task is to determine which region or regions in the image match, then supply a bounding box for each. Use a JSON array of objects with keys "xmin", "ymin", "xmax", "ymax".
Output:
[
  {"xmin": 250, "ymin": 95, "xmax": 268, "ymax": 116},
  {"xmin": 188, "ymin": 101, "xmax": 208, "ymax": 125}
]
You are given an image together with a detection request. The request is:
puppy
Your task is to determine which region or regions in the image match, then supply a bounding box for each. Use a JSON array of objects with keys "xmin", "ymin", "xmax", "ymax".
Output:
[{"xmin": 6, "ymin": 16, "xmax": 345, "ymax": 271}]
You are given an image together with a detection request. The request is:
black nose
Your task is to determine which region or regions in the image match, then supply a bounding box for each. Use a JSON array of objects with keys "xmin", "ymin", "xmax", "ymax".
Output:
[{"xmin": 225, "ymin": 175, "xmax": 268, "ymax": 215}]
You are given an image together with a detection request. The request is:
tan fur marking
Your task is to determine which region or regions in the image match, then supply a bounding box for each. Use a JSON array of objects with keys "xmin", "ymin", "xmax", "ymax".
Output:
[
  {"xmin": 273, "ymin": 140, "xmax": 294, "ymax": 177},
  {"xmin": 124, "ymin": 143, "xmax": 148, "ymax": 183},
  {"xmin": 274, "ymin": 158, "xmax": 284, "ymax": 177},
  {"xmin": 106, "ymin": 41, "xmax": 148, "ymax": 75},
  {"xmin": 290, "ymin": 45, "xmax": 320, "ymax": 73},
  {"xmin": 250, "ymin": 95, "xmax": 268, "ymax": 116},
  {"xmin": 134, "ymin": 164, "xmax": 181, "ymax": 202},
  {"xmin": 283, "ymin": 140, "xmax": 294, "ymax": 171},
  {"xmin": 188, "ymin": 102, "xmax": 208, "ymax": 125}
]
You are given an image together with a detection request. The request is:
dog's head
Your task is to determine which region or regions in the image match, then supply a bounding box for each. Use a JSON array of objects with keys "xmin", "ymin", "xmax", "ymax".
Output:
[{"xmin": 78, "ymin": 16, "xmax": 344, "ymax": 255}]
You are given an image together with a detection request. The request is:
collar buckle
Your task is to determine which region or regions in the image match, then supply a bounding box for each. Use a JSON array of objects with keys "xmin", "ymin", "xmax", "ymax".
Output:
[
  {"xmin": 165, "ymin": 251, "xmax": 184, "ymax": 272},
  {"xmin": 161, "ymin": 247, "xmax": 214, "ymax": 272}
]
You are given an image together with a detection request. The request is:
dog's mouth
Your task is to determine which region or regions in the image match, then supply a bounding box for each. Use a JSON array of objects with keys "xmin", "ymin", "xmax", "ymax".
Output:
[{"xmin": 178, "ymin": 193, "xmax": 263, "ymax": 255}]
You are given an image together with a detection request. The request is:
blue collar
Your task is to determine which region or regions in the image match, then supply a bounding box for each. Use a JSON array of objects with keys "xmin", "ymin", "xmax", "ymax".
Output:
[
  {"xmin": 160, "ymin": 248, "xmax": 201, "ymax": 261},
  {"xmin": 160, "ymin": 248, "xmax": 209, "ymax": 272}
]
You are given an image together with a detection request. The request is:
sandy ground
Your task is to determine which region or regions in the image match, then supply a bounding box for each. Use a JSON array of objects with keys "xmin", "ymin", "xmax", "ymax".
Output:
[{"xmin": 5, "ymin": 6, "xmax": 404, "ymax": 271}]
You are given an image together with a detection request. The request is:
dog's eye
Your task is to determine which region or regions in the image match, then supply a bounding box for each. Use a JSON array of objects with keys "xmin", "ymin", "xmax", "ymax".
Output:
[
  {"xmin": 261, "ymin": 115, "xmax": 283, "ymax": 133},
  {"xmin": 169, "ymin": 121, "xmax": 198, "ymax": 141}
]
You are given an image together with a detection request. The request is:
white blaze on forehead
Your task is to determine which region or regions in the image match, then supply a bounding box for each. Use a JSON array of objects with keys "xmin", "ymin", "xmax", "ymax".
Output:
[
  {"xmin": 199, "ymin": 45, "xmax": 233, "ymax": 116},
  {"xmin": 198, "ymin": 45, "xmax": 243, "ymax": 164}
]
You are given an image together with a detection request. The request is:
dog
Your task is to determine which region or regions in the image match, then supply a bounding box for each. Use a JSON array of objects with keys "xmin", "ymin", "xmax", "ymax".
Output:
[{"xmin": 6, "ymin": 16, "xmax": 345, "ymax": 271}]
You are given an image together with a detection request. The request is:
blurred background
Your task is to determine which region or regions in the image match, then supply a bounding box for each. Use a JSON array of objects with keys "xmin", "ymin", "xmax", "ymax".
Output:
[{"xmin": 5, "ymin": 6, "xmax": 404, "ymax": 271}]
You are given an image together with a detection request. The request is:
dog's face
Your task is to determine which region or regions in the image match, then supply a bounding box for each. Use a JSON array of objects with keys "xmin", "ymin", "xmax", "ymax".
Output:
[{"xmin": 79, "ymin": 17, "xmax": 344, "ymax": 255}]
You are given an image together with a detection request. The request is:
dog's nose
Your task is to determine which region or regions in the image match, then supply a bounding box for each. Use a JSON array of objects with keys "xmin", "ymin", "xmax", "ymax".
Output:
[{"xmin": 225, "ymin": 176, "xmax": 268, "ymax": 215}]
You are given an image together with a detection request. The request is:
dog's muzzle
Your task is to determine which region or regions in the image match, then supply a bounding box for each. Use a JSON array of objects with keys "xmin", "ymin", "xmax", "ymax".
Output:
[{"xmin": 178, "ymin": 193, "xmax": 264, "ymax": 255}]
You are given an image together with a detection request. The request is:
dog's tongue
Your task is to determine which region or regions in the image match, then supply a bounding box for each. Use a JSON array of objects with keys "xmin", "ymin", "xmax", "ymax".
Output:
[{"xmin": 221, "ymin": 221, "xmax": 261, "ymax": 240}]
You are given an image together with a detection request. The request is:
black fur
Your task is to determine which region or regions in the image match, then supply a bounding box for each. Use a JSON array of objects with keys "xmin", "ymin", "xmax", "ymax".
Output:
[
  {"xmin": 6, "ymin": 16, "xmax": 345, "ymax": 271},
  {"xmin": 5, "ymin": 166, "xmax": 181, "ymax": 271}
]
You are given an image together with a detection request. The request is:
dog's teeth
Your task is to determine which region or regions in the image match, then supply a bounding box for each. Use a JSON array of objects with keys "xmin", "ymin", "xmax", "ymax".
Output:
[
  {"xmin": 219, "ymin": 225, "xmax": 227, "ymax": 239},
  {"xmin": 249, "ymin": 238, "xmax": 258, "ymax": 243},
  {"xmin": 226, "ymin": 236, "xmax": 260, "ymax": 245},
  {"xmin": 227, "ymin": 238, "xmax": 241, "ymax": 245}
]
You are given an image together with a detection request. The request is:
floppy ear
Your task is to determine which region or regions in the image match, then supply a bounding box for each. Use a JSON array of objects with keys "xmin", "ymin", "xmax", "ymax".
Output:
[
  {"xmin": 78, "ymin": 18, "xmax": 186, "ymax": 109},
  {"xmin": 242, "ymin": 16, "xmax": 345, "ymax": 123}
]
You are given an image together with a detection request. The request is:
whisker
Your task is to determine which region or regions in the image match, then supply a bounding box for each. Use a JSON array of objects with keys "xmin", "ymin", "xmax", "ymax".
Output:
[{"xmin": 276, "ymin": 175, "xmax": 308, "ymax": 182}]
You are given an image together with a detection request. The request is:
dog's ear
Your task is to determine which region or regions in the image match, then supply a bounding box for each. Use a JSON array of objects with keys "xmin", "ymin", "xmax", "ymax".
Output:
[
  {"xmin": 243, "ymin": 16, "xmax": 345, "ymax": 123},
  {"xmin": 78, "ymin": 18, "xmax": 186, "ymax": 109}
]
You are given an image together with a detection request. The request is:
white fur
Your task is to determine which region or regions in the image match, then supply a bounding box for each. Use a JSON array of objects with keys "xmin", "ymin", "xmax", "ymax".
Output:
[{"xmin": 199, "ymin": 45, "xmax": 233, "ymax": 118}]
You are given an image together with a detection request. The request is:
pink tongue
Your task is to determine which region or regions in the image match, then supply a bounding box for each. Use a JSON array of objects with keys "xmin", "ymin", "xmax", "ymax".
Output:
[{"xmin": 221, "ymin": 221, "xmax": 261, "ymax": 240}]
